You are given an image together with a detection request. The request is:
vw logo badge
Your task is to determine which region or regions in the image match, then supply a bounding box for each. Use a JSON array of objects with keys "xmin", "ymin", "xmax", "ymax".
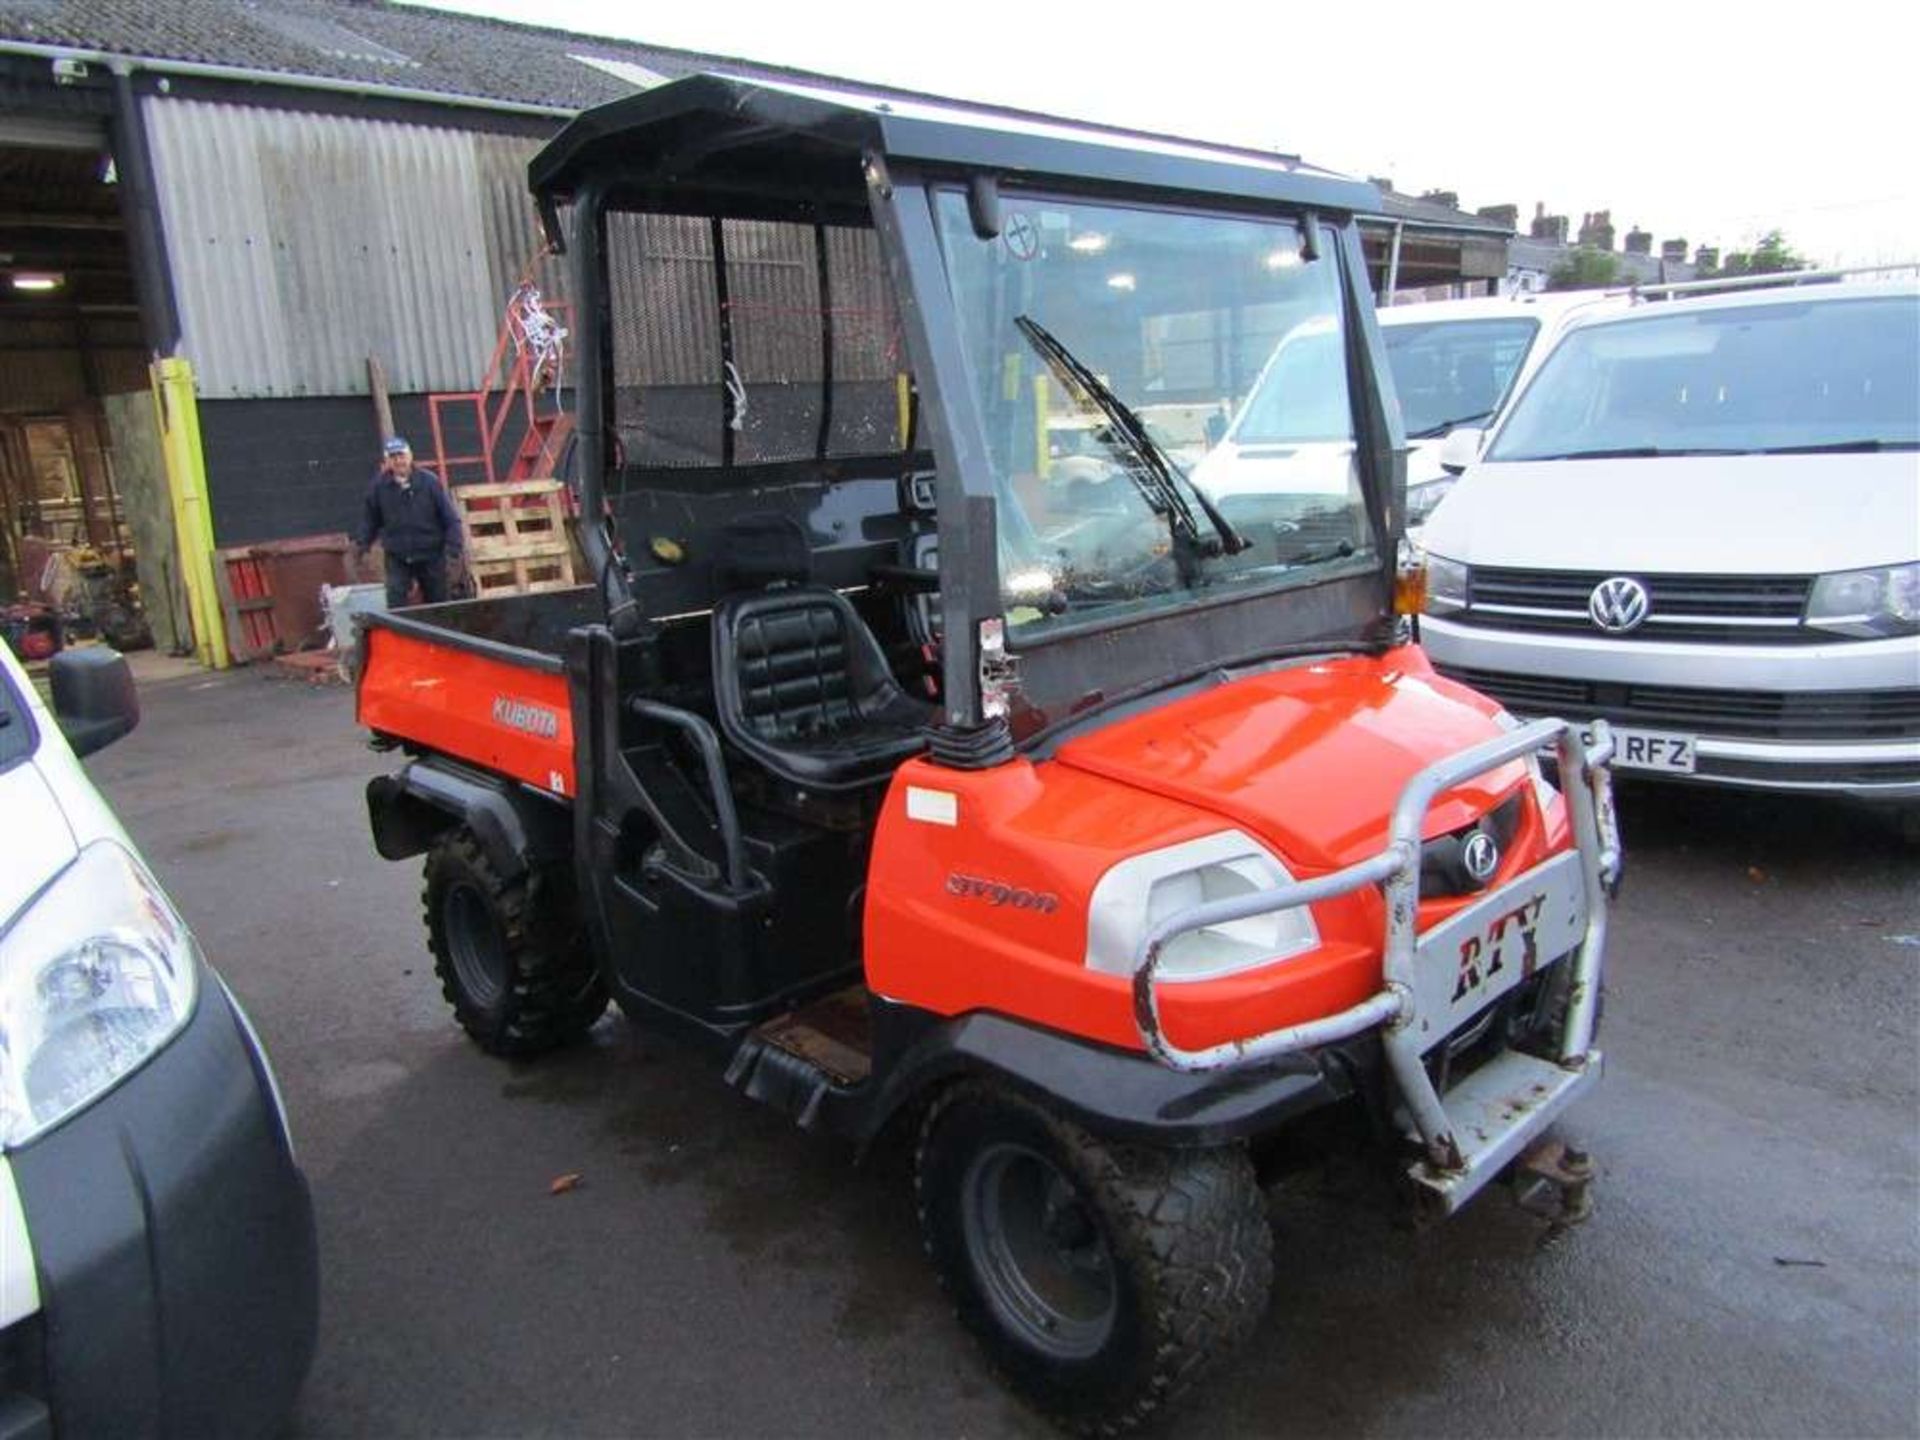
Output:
[
  {"xmin": 1462, "ymin": 830, "xmax": 1500, "ymax": 885},
  {"xmin": 1589, "ymin": 576, "xmax": 1650, "ymax": 634}
]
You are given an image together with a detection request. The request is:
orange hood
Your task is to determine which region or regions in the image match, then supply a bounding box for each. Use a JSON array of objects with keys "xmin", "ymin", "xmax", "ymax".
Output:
[{"xmin": 1052, "ymin": 646, "xmax": 1524, "ymax": 872}]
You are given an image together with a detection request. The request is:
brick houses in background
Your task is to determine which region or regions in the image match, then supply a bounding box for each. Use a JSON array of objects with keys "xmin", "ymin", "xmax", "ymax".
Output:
[{"xmin": 1505, "ymin": 203, "xmax": 1704, "ymax": 292}]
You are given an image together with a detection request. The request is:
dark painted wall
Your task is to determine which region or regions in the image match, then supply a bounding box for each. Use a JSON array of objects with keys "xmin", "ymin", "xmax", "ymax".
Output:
[{"xmin": 198, "ymin": 392, "xmax": 570, "ymax": 545}]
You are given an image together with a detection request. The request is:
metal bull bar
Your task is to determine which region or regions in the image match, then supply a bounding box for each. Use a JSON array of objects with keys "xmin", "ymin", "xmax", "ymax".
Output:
[{"xmin": 1131, "ymin": 718, "xmax": 1619, "ymax": 1187}]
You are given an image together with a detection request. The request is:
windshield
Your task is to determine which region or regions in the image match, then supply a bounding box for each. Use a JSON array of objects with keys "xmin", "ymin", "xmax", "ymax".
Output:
[
  {"xmin": 1490, "ymin": 294, "xmax": 1920, "ymax": 461},
  {"xmin": 935, "ymin": 192, "xmax": 1374, "ymax": 641},
  {"xmin": 1381, "ymin": 317, "xmax": 1539, "ymax": 438}
]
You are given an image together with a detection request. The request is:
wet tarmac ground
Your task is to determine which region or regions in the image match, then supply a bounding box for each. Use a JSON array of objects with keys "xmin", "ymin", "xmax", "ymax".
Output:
[{"xmin": 85, "ymin": 667, "xmax": 1919, "ymax": 1438}]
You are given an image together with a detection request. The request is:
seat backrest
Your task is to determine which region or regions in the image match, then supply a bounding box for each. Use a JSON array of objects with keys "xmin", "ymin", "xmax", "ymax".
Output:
[{"xmin": 732, "ymin": 594, "xmax": 860, "ymax": 741}]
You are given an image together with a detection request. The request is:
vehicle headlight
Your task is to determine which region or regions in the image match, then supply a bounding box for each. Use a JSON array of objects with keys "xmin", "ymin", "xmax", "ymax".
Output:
[
  {"xmin": 0, "ymin": 842, "xmax": 198, "ymax": 1148},
  {"xmin": 1086, "ymin": 831, "xmax": 1318, "ymax": 983},
  {"xmin": 1806, "ymin": 562, "xmax": 1920, "ymax": 638},
  {"xmin": 1405, "ymin": 478, "xmax": 1457, "ymax": 528},
  {"xmin": 1424, "ymin": 553, "xmax": 1471, "ymax": 613}
]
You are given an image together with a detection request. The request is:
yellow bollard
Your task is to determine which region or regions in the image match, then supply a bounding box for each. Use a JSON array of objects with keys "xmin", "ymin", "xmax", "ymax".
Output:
[{"xmin": 151, "ymin": 357, "xmax": 229, "ymax": 670}]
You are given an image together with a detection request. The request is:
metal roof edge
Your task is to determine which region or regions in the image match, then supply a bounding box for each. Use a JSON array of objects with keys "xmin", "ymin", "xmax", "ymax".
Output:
[{"xmin": 0, "ymin": 37, "xmax": 575, "ymax": 119}]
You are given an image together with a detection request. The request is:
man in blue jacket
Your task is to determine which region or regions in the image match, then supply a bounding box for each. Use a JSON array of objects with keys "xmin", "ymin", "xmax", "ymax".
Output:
[{"xmin": 355, "ymin": 437, "xmax": 463, "ymax": 607}]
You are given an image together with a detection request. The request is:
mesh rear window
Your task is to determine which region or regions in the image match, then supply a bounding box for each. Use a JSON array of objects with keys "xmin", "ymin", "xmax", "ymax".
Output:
[{"xmin": 606, "ymin": 212, "xmax": 909, "ymax": 468}]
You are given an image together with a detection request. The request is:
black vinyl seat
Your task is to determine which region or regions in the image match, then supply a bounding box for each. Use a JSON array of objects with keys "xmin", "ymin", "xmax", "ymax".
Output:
[{"xmin": 711, "ymin": 516, "xmax": 934, "ymax": 792}]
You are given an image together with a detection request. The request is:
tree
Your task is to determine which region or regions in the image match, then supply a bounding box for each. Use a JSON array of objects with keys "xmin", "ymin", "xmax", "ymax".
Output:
[
  {"xmin": 1714, "ymin": 230, "xmax": 1808, "ymax": 278},
  {"xmin": 1546, "ymin": 247, "xmax": 1622, "ymax": 291}
]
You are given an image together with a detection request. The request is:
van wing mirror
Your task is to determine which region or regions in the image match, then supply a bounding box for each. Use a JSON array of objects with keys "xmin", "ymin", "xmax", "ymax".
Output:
[
  {"xmin": 1438, "ymin": 426, "xmax": 1486, "ymax": 475},
  {"xmin": 51, "ymin": 647, "xmax": 139, "ymax": 757}
]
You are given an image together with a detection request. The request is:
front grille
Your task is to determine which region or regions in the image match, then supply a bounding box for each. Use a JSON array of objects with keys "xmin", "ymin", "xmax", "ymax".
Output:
[
  {"xmin": 1418, "ymin": 792, "xmax": 1524, "ymax": 899},
  {"xmin": 1706, "ymin": 756, "xmax": 1920, "ymax": 786},
  {"xmin": 1456, "ymin": 567, "xmax": 1820, "ymax": 644},
  {"xmin": 1441, "ymin": 666, "xmax": 1920, "ymax": 742}
]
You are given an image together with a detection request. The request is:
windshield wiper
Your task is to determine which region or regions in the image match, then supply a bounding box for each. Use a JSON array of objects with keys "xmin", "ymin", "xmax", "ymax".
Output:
[
  {"xmin": 1014, "ymin": 315, "xmax": 1249, "ymax": 578},
  {"xmin": 1523, "ymin": 446, "xmax": 1751, "ymax": 460},
  {"xmin": 1747, "ymin": 438, "xmax": 1918, "ymax": 455},
  {"xmin": 1406, "ymin": 409, "xmax": 1494, "ymax": 440}
]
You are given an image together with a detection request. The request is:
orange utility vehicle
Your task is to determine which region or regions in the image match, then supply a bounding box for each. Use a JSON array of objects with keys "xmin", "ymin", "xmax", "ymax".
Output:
[{"xmin": 357, "ymin": 76, "xmax": 1622, "ymax": 1433}]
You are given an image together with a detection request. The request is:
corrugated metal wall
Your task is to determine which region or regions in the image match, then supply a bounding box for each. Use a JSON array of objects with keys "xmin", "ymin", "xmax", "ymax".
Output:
[{"xmin": 143, "ymin": 98, "xmax": 559, "ymax": 399}]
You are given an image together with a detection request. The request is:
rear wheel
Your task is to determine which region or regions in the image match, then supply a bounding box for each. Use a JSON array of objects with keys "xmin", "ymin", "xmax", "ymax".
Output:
[
  {"xmin": 423, "ymin": 830, "xmax": 607, "ymax": 1056},
  {"xmin": 916, "ymin": 1082, "xmax": 1272, "ymax": 1435}
]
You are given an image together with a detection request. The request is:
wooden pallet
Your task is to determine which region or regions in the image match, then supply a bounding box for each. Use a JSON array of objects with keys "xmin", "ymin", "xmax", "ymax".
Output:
[{"xmin": 453, "ymin": 480, "xmax": 579, "ymax": 596}]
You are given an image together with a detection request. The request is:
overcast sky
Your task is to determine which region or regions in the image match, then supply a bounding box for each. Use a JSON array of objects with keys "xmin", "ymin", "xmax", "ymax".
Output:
[{"xmin": 420, "ymin": 0, "xmax": 1917, "ymax": 267}]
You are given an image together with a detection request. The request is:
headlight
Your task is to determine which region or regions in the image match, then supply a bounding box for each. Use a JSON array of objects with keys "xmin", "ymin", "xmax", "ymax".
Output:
[
  {"xmin": 1806, "ymin": 562, "xmax": 1919, "ymax": 638},
  {"xmin": 1405, "ymin": 478, "xmax": 1457, "ymax": 528},
  {"xmin": 0, "ymin": 842, "xmax": 198, "ymax": 1148},
  {"xmin": 1424, "ymin": 553, "xmax": 1471, "ymax": 613},
  {"xmin": 1085, "ymin": 831, "xmax": 1319, "ymax": 983}
]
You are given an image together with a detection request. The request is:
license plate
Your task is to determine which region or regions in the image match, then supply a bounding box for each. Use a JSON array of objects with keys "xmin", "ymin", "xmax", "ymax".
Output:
[
  {"xmin": 1411, "ymin": 851, "xmax": 1589, "ymax": 1054},
  {"xmin": 1595, "ymin": 725, "xmax": 1696, "ymax": 774}
]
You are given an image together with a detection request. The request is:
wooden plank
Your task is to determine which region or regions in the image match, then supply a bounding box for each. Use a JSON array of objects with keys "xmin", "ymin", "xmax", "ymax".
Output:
[
  {"xmin": 462, "ymin": 540, "xmax": 571, "ymax": 562},
  {"xmin": 458, "ymin": 480, "xmax": 571, "ymax": 500}
]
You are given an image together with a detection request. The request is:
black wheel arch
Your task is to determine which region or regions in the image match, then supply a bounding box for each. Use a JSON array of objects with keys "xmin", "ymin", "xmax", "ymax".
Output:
[
  {"xmin": 367, "ymin": 756, "xmax": 570, "ymax": 881},
  {"xmin": 844, "ymin": 1000, "xmax": 1361, "ymax": 1154}
]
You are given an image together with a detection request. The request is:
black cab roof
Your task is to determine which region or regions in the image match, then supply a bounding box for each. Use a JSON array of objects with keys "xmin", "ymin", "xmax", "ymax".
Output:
[{"xmin": 530, "ymin": 73, "xmax": 1380, "ymax": 232}]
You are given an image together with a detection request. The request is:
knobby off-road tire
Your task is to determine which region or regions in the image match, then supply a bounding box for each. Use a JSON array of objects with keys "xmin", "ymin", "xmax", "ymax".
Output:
[
  {"xmin": 423, "ymin": 830, "xmax": 608, "ymax": 1057},
  {"xmin": 916, "ymin": 1081, "xmax": 1273, "ymax": 1435}
]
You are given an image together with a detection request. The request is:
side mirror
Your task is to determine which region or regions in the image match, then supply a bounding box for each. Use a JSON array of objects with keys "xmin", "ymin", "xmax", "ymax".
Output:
[
  {"xmin": 1438, "ymin": 426, "xmax": 1486, "ymax": 476},
  {"xmin": 51, "ymin": 647, "xmax": 139, "ymax": 757}
]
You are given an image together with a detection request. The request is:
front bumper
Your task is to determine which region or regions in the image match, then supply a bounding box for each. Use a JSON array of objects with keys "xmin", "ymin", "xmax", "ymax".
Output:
[
  {"xmin": 0, "ymin": 972, "xmax": 318, "ymax": 1439},
  {"xmin": 1130, "ymin": 717, "xmax": 1619, "ymax": 1215},
  {"xmin": 1423, "ymin": 616, "xmax": 1920, "ymax": 800}
]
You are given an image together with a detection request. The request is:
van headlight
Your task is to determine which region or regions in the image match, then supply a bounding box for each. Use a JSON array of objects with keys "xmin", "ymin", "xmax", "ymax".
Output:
[
  {"xmin": 1085, "ymin": 831, "xmax": 1318, "ymax": 982},
  {"xmin": 1424, "ymin": 553, "xmax": 1471, "ymax": 613},
  {"xmin": 0, "ymin": 842, "xmax": 198, "ymax": 1148},
  {"xmin": 1405, "ymin": 478, "xmax": 1457, "ymax": 528},
  {"xmin": 1806, "ymin": 562, "xmax": 1920, "ymax": 638}
]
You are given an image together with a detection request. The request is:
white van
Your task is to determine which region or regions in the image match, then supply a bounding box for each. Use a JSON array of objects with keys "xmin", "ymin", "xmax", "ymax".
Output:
[
  {"xmin": 1188, "ymin": 292, "xmax": 1624, "ymax": 530},
  {"xmin": 0, "ymin": 641, "xmax": 316, "ymax": 1434},
  {"xmin": 1418, "ymin": 279, "xmax": 1920, "ymax": 831},
  {"xmin": 1378, "ymin": 292, "xmax": 1627, "ymax": 526}
]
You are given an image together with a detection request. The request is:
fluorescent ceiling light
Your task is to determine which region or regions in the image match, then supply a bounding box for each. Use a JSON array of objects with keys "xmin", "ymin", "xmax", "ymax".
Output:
[
  {"xmin": 12, "ymin": 273, "xmax": 62, "ymax": 292},
  {"xmin": 1068, "ymin": 233, "xmax": 1109, "ymax": 253},
  {"xmin": 1106, "ymin": 273, "xmax": 1136, "ymax": 291}
]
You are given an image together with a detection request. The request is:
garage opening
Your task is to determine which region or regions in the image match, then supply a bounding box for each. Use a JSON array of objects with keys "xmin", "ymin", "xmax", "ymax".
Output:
[{"xmin": 0, "ymin": 122, "xmax": 169, "ymax": 658}]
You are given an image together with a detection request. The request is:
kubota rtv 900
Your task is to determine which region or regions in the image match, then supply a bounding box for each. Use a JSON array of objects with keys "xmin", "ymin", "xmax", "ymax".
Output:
[{"xmin": 357, "ymin": 75, "xmax": 1621, "ymax": 1433}]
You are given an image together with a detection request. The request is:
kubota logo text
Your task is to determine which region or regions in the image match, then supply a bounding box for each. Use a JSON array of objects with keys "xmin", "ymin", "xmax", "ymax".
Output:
[
  {"xmin": 946, "ymin": 873, "xmax": 1059, "ymax": 914},
  {"xmin": 491, "ymin": 695, "xmax": 560, "ymax": 740}
]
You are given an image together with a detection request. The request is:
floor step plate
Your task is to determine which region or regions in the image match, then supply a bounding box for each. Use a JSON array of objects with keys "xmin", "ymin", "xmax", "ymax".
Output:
[{"xmin": 1408, "ymin": 1048, "xmax": 1603, "ymax": 1214}]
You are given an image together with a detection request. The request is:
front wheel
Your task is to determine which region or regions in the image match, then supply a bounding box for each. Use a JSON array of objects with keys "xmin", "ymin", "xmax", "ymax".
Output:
[
  {"xmin": 423, "ymin": 830, "xmax": 607, "ymax": 1056},
  {"xmin": 916, "ymin": 1082, "xmax": 1273, "ymax": 1435}
]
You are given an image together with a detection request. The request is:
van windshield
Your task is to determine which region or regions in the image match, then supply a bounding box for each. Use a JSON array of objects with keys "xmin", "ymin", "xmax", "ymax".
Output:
[
  {"xmin": 1381, "ymin": 317, "xmax": 1539, "ymax": 438},
  {"xmin": 1489, "ymin": 294, "xmax": 1920, "ymax": 461},
  {"xmin": 935, "ymin": 192, "xmax": 1374, "ymax": 641}
]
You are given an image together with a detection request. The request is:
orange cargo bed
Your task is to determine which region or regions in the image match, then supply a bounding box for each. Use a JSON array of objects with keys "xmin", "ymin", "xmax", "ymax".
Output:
[{"xmin": 355, "ymin": 589, "xmax": 599, "ymax": 800}]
